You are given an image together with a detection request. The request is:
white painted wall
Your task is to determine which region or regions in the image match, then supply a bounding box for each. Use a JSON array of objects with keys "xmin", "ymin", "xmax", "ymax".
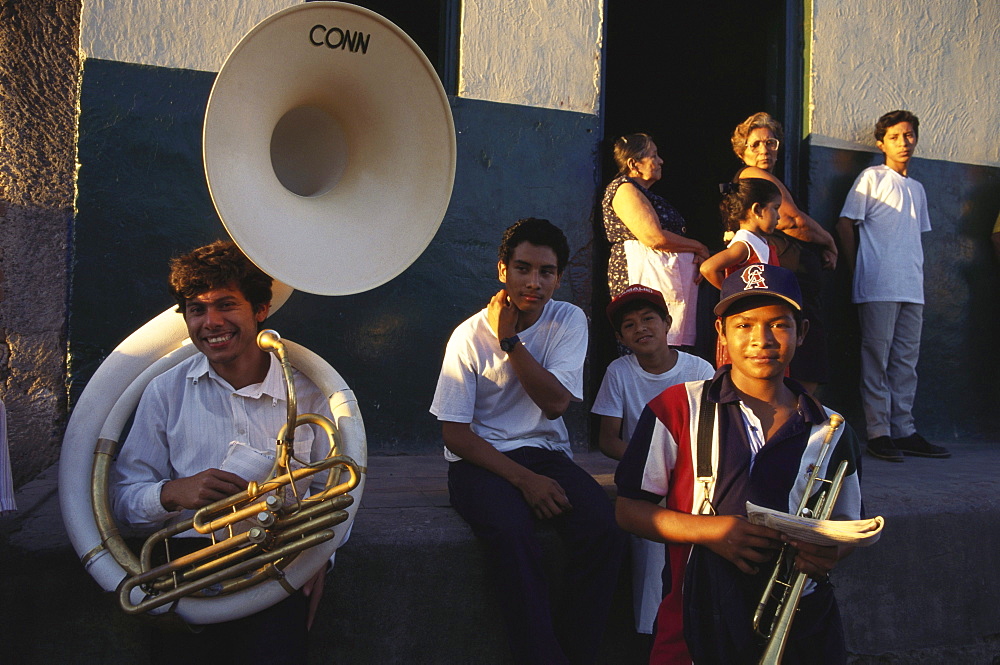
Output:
[
  {"xmin": 82, "ymin": 0, "xmax": 606, "ymax": 114},
  {"xmin": 81, "ymin": 0, "xmax": 294, "ymax": 72},
  {"xmin": 809, "ymin": 0, "xmax": 1000, "ymax": 167},
  {"xmin": 459, "ymin": 0, "xmax": 603, "ymax": 115}
]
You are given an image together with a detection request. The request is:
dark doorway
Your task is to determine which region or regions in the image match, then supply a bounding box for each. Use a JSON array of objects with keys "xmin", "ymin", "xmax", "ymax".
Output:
[
  {"xmin": 593, "ymin": 0, "xmax": 800, "ymax": 379},
  {"xmin": 602, "ymin": 0, "xmax": 798, "ymax": 248}
]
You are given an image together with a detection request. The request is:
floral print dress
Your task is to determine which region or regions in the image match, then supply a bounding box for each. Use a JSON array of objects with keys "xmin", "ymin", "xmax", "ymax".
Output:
[{"xmin": 602, "ymin": 175, "xmax": 688, "ymax": 297}]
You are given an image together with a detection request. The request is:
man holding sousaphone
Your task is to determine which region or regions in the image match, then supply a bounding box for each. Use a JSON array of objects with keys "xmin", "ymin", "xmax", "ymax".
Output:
[
  {"xmin": 111, "ymin": 240, "xmax": 336, "ymax": 661},
  {"xmin": 615, "ymin": 264, "xmax": 869, "ymax": 664}
]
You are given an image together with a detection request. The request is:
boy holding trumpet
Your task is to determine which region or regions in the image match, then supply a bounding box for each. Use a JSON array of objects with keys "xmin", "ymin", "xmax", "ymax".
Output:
[{"xmin": 615, "ymin": 264, "xmax": 864, "ymax": 664}]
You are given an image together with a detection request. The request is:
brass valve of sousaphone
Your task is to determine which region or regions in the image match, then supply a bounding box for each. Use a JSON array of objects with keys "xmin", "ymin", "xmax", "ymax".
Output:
[{"xmin": 116, "ymin": 330, "xmax": 361, "ymax": 615}]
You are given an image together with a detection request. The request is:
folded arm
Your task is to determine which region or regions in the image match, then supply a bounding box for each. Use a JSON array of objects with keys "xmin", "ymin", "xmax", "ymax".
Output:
[
  {"xmin": 505, "ymin": 338, "xmax": 575, "ymax": 419},
  {"xmin": 740, "ymin": 167, "xmax": 838, "ymax": 268},
  {"xmin": 489, "ymin": 290, "xmax": 579, "ymax": 419},
  {"xmin": 612, "ymin": 183, "xmax": 710, "ymax": 258},
  {"xmin": 699, "ymin": 243, "xmax": 751, "ymax": 290}
]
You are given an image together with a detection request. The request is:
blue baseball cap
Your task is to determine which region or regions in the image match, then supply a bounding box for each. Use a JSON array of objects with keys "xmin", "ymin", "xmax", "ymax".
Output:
[{"xmin": 714, "ymin": 263, "xmax": 802, "ymax": 316}]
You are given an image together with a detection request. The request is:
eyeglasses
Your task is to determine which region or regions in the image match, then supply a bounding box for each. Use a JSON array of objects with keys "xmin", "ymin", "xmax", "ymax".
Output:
[{"xmin": 748, "ymin": 138, "xmax": 779, "ymax": 152}]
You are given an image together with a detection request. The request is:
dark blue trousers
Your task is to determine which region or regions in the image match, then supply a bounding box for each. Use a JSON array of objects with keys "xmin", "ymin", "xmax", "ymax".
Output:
[
  {"xmin": 448, "ymin": 447, "xmax": 626, "ymax": 665},
  {"xmin": 683, "ymin": 545, "xmax": 847, "ymax": 665}
]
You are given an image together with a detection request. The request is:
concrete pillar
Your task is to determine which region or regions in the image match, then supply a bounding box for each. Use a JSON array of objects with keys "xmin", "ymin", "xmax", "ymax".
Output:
[{"xmin": 0, "ymin": 0, "xmax": 80, "ymax": 485}]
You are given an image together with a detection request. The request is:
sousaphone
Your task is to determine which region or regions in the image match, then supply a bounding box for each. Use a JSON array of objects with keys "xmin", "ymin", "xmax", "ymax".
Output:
[{"xmin": 59, "ymin": 2, "xmax": 455, "ymax": 624}]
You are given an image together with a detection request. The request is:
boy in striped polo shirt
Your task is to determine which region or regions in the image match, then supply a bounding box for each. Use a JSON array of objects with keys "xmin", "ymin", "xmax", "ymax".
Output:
[{"xmin": 615, "ymin": 263, "xmax": 863, "ymax": 665}]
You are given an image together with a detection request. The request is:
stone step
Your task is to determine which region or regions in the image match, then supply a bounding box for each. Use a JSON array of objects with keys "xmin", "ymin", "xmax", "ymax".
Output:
[{"xmin": 2, "ymin": 445, "xmax": 999, "ymax": 663}]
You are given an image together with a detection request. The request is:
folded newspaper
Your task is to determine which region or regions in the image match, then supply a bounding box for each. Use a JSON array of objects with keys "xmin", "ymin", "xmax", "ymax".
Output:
[{"xmin": 746, "ymin": 502, "xmax": 884, "ymax": 547}]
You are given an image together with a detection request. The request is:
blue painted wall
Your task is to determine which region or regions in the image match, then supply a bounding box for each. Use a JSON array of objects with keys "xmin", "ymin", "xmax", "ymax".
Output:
[{"xmin": 71, "ymin": 59, "xmax": 601, "ymax": 454}]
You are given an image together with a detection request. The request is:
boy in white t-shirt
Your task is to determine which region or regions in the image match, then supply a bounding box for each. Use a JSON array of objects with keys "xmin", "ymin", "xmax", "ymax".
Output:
[
  {"xmin": 592, "ymin": 284, "xmax": 714, "ymax": 636},
  {"xmin": 836, "ymin": 110, "xmax": 950, "ymax": 463},
  {"xmin": 431, "ymin": 218, "xmax": 625, "ymax": 665}
]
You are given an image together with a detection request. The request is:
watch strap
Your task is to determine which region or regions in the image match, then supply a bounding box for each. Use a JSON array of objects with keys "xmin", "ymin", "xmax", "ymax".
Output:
[{"xmin": 500, "ymin": 334, "xmax": 520, "ymax": 353}]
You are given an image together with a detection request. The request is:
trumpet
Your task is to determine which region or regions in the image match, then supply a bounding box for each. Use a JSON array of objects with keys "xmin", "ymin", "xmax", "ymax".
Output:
[
  {"xmin": 109, "ymin": 330, "xmax": 361, "ymax": 616},
  {"xmin": 753, "ymin": 414, "xmax": 846, "ymax": 664}
]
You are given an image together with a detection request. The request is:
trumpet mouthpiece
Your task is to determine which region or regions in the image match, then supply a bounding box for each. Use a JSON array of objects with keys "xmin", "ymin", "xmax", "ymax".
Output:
[
  {"xmin": 829, "ymin": 414, "xmax": 844, "ymax": 428},
  {"xmin": 257, "ymin": 329, "xmax": 283, "ymax": 352}
]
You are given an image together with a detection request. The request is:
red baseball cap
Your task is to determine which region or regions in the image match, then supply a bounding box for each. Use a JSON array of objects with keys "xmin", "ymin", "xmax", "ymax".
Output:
[{"xmin": 606, "ymin": 284, "xmax": 669, "ymax": 323}]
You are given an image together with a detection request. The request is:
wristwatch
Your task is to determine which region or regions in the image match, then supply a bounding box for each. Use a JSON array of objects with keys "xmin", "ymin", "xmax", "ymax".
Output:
[{"xmin": 499, "ymin": 334, "xmax": 521, "ymax": 353}]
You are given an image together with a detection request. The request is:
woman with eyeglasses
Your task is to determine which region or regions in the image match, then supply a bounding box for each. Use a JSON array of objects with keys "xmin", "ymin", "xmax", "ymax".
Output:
[
  {"xmin": 729, "ymin": 112, "xmax": 835, "ymax": 392},
  {"xmin": 601, "ymin": 133, "xmax": 710, "ymax": 349},
  {"xmin": 731, "ymin": 112, "xmax": 838, "ymax": 268}
]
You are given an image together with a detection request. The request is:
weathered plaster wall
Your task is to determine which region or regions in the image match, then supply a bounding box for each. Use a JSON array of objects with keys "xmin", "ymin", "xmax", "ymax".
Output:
[
  {"xmin": 0, "ymin": 0, "xmax": 80, "ymax": 486},
  {"xmin": 459, "ymin": 0, "xmax": 603, "ymax": 115},
  {"xmin": 72, "ymin": 2, "xmax": 603, "ymax": 455},
  {"xmin": 809, "ymin": 0, "xmax": 1000, "ymax": 168},
  {"xmin": 80, "ymin": 0, "xmax": 290, "ymax": 71},
  {"xmin": 806, "ymin": 0, "xmax": 1000, "ymax": 440}
]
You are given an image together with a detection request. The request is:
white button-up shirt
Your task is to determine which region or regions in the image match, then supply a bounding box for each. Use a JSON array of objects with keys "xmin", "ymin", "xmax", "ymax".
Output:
[{"xmin": 111, "ymin": 352, "xmax": 333, "ymax": 531}]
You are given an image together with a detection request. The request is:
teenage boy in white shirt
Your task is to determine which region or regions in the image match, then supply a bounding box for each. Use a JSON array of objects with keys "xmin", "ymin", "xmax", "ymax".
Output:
[
  {"xmin": 836, "ymin": 110, "xmax": 950, "ymax": 462},
  {"xmin": 431, "ymin": 218, "xmax": 625, "ymax": 665}
]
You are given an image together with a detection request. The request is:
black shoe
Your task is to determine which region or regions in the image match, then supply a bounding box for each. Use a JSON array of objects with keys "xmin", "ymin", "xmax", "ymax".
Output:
[
  {"xmin": 893, "ymin": 433, "xmax": 951, "ymax": 458},
  {"xmin": 866, "ymin": 436, "xmax": 904, "ymax": 462}
]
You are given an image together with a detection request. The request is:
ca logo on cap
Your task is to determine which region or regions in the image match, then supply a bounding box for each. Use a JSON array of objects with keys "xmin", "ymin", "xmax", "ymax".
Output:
[{"xmin": 741, "ymin": 264, "xmax": 767, "ymax": 290}]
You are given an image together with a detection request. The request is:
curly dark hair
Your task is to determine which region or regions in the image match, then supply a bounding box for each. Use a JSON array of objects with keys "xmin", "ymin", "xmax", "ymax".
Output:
[
  {"xmin": 497, "ymin": 218, "xmax": 570, "ymax": 275},
  {"xmin": 874, "ymin": 110, "xmax": 919, "ymax": 142},
  {"xmin": 168, "ymin": 240, "xmax": 272, "ymax": 313},
  {"xmin": 719, "ymin": 178, "xmax": 781, "ymax": 233}
]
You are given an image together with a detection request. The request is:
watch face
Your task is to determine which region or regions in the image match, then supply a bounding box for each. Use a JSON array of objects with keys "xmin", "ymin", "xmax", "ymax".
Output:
[{"xmin": 500, "ymin": 336, "xmax": 519, "ymax": 352}]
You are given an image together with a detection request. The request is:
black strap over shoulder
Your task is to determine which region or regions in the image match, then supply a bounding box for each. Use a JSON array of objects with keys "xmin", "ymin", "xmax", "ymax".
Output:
[{"xmin": 696, "ymin": 380, "xmax": 717, "ymax": 515}]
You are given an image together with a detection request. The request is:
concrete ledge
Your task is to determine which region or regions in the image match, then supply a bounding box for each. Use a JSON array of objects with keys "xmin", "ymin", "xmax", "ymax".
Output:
[
  {"xmin": 3, "ymin": 445, "xmax": 1000, "ymax": 663},
  {"xmin": 312, "ymin": 453, "xmax": 647, "ymax": 664},
  {"xmin": 834, "ymin": 443, "xmax": 1000, "ymax": 662}
]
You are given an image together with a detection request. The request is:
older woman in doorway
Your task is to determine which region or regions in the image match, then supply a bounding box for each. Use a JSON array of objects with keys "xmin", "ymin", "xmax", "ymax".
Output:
[
  {"xmin": 731, "ymin": 112, "xmax": 838, "ymax": 267},
  {"xmin": 602, "ymin": 133, "xmax": 710, "ymax": 348},
  {"xmin": 730, "ymin": 112, "xmax": 835, "ymax": 391}
]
